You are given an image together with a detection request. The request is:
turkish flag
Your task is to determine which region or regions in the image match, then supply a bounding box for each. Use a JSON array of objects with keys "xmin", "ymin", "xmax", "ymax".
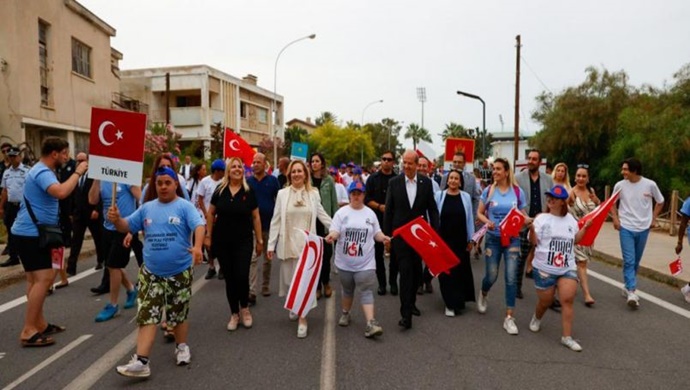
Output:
[
  {"xmin": 393, "ymin": 216, "xmax": 459, "ymax": 276},
  {"xmin": 499, "ymin": 207, "xmax": 525, "ymax": 247},
  {"xmin": 224, "ymin": 128, "xmax": 255, "ymax": 166},
  {"xmin": 89, "ymin": 107, "xmax": 146, "ymax": 162},
  {"xmin": 577, "ymin": 191, "xmax": 620, "ymax": 247},
  {"xmin": 285, "ymin": 230, "xmax": 323, "ymax": 318},
  {"xmin": 669, "ymin": 256, "xmax": 683, "ymax": 276}
]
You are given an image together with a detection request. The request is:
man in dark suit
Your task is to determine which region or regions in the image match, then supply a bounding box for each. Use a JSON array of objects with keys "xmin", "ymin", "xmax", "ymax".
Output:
[
  {"xmin": 66, "ymin": 153, "xmax": 104, "ymax": 276},
  {"xmin": 384, "ymin": 150, "xmax": 439, "ymax": 329}
]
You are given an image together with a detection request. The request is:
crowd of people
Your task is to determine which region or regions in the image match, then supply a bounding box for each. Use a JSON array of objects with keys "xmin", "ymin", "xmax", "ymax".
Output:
[{"xmin": 0, "ymin": 137, "xmax": 675, "ymax": 378}]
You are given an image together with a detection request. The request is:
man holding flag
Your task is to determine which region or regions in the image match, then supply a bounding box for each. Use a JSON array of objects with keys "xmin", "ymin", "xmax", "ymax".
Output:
[
  {"xmin": 384, "ymin": 150, "xmax": 439, "ymax": 330},
  {"xmin": 610, "ymin": 158, "xmax": 664, "ymax": 309}
]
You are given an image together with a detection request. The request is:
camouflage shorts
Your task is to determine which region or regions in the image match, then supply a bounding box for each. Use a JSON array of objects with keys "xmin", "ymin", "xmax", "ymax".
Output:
[{"xmin": 137, "ymin": 266, "xmax": 193, "ymax": 327}]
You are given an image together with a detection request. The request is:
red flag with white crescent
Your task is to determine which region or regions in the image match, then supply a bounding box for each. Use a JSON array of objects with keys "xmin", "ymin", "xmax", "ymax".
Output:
[
  {"xmin": 499, "ymin": 207, "xmax": 525, "ymax": 247},
  {"xmin": 224, "ymin": 127, "xmax": 255, "ymax": 166},
  {"xmin": 577, "ymin": 190, "xmax": 620, "ymax": 246},
  {"xmin": 392, "ymin": 216, "xmax": 459, "ymax": 276},
  {"xmin": 284, "ymin": 230, "xmax": 323, "ymax": 318}
]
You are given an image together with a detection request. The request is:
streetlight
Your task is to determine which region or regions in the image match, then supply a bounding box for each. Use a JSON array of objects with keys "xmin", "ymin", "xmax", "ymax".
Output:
[
  {"xmin": 360, "ymin": 99, "xmax": 383, "ymax": 165},
  {"xmin": 456, "ymin": 90, "xmax": 486, "ymax": 165},
  {"xmin": 272, "ymin": 33, "xmax": 316, "ymax": 169},
  {"xmin": 417, "ymin": 87, "xmax": 426, "ymax": 130}
]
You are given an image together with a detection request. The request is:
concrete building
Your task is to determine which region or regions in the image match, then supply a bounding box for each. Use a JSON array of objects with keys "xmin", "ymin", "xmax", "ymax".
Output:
[
  {"xmin": 286, "ymin": 117, "xmax": 317, "ymax": 135},
  {"xmin": 0, "ymin": 0, "xmax": 128, "ymax": 158},
  {"xmin": 490, "ymin": 131, "xmax": 530, "ymax": 164},
  {"xmin": 120, "ymin": 65, "xmax": 283, "ymax": 155}
]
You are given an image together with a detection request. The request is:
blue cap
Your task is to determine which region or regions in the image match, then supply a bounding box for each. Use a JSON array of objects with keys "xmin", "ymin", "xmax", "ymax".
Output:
[
  {"xmin": 545, "ymin": 185, "xmax": 569, "ymax": 200},
  {"xmin": 347, "ymin": 180, "xmax": 366, "ymax": 194},
  {"xmin": 339, "ymin": 163, "xmax": 347, "ymax": 169},
  {"xmin": 347, "ymin": 161, "xmax": 355, "ymax": 167},
  {"xmin": 211, "ymin": 159, "xmax": 226, "ymax": 172},
  {"xmin": 353, "ymin": 166, "xmax": 363, "ymax": 175},
  {"xmin": 155, "ymin": 166, "xmax": 177, "ymax": 179}
]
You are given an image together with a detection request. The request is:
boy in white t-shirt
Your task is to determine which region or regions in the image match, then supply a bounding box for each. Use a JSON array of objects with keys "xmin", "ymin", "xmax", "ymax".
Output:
[{"xmin": 610, "ymin": 158, "xmax": 664, "ymax": 309}]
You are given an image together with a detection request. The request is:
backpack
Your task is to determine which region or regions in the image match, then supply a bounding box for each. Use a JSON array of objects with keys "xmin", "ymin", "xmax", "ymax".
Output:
[{"xmin": 485, "ymin": 183, "xmax": 522, "ymax": 214}]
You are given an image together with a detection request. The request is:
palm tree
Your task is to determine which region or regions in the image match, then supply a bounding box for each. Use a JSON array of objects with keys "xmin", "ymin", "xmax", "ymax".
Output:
[
  {"xmin": 315, "ymin": 111, "xmax": 337, "ymax": 126},
  {"xmin": 404, "ymin": 123, "xmax": 432, "ymax": 150},
  {"xmin": 439, "ymin": 122, "xmax": 471, "ymax": 141}
]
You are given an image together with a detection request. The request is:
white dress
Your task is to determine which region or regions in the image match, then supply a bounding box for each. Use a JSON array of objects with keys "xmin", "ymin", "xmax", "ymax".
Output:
[{"xmin": 279, "ymin": 188, "xmax": 313, "ymax": 297}]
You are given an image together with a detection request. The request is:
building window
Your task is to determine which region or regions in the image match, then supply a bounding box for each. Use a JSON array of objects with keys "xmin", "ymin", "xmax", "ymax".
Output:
[
  {"xmin": 258, "ymin": 107, "xmax": 268, "ymax": 124},
  {"xmin": 71, "ymin": 38, "xmax": 91, "ymax": 78},
  {"xmin": 175, "ymin": 95, "xmax": 201, "ymax": 107},
  {"xmin": 39, "ymin": 20, "xmax": 50, "ymax": 106},
  {"xmin": 240, "ymin": 102, "xmax": 247, "ymax": 118}
]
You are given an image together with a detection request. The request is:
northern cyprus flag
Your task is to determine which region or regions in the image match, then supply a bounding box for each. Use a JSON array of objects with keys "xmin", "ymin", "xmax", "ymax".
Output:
[{"xmin": 284, "ymin": 230, "xmax": 324, "ymax": 318}]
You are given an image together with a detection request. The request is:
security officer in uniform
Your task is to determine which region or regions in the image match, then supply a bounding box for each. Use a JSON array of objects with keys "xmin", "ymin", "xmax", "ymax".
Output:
[{"xmin": 0, "ymin": 147, "xmax": 29, "ymax": 267}]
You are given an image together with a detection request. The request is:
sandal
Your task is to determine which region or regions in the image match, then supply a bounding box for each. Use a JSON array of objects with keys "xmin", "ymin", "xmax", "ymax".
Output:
[
  {"xmin": 43, "ymin": 323, "xmax": 66, "ymax": 336},
  {"xmin": 584, "ymin": 300, "xmax": 596, "ymax": 307},
  {"xmin": 21, "ymin": 333, "xmax": 55, "ymax": 347},
  {"xmin": 55, "ymin": 282, "xmax": 69, "ymax": 289}
]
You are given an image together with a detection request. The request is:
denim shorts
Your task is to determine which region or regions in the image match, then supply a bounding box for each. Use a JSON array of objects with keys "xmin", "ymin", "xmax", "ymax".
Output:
[{"xmin": 533, "ymin": 268, "xmax": 578, "ymax": 290}]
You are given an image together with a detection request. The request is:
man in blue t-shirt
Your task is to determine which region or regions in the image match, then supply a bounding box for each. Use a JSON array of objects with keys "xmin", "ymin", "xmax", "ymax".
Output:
[
  {"xmin": 12, "ymin": 137, "xmax": 87, "ymax": 347},
  {"xmin": 89, "ymin": 179, "xmax": 141, "ymax": 322},
  {"xmin": 108, "ymin": 166, "xmax": 204, "ymax": 377},
  {"xmin": 246, "ymin": 153, "xmax": 280, "ymax": 300}
]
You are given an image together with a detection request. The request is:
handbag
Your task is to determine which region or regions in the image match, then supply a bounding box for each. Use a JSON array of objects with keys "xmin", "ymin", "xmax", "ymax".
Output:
[{"xmin": 24, "ymin": 196, "xmax": 64, "ymax": 249}]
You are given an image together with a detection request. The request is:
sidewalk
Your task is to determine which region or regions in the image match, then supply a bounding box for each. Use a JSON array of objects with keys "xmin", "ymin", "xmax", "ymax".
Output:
[
  {"xmin": 0, "ymin": 238, "xmax": 97, "ymax": 288},
  {"xmin": 592, "ymin": 221, "xmax": 688, "ymax": 287}
]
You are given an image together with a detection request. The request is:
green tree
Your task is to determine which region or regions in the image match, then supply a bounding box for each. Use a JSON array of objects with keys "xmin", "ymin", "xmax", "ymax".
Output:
[
  {"xmin": 404, "ymin": 123, "xmax": 432, "ymax": 150},
  {"xmin": 310, "ymin": 121, "xmax": 375, "ymax": 166},
  {"xmin": 315, "ymin": 111, "xmax": 337, "ymax": 126},
  {"xmin": 283, "ymin": 125, "xmax": 309, "ymax": 156},
  {"xmin": 439, "ymin": 122, "xmax": 471, "ymax": 140},
  {"xmin": 364, "ymin": 118, "xmax": 403, "ymax": 160}
]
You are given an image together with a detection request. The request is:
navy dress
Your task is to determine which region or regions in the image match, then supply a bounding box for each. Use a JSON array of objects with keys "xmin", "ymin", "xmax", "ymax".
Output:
[{"xmin": 439, "ymin": 193, "xmax": 475, "ymax": 311}]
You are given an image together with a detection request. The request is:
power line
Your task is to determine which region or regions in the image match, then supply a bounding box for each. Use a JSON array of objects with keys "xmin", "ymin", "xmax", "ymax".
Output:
[{"xmin": 521, "ymin": 55, "xmax": 552, "ymax": 94}]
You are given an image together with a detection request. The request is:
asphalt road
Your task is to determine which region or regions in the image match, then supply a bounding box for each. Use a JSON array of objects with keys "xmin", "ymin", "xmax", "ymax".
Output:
[{"xmin": 1, "ymin": 252, "xmax": 689, "ymax": 389}]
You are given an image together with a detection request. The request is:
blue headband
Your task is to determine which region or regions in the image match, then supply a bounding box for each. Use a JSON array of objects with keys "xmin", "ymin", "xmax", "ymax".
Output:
[{"xmin": 155, "ymin": 166, "xmax": 177, "ymax": 179}]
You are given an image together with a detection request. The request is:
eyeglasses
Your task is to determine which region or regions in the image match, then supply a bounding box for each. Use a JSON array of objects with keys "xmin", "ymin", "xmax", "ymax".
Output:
[
  {"xmin": 381, "ymin": 157, "xmax": 394, "ymax": 162},
  {"xmin": 577, "ymin": 164, "xmax": 589, "ymax": 169}
]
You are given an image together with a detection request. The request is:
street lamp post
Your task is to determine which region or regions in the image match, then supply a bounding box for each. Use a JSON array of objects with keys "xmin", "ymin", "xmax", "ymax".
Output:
[
  {"xmin": 456, "ymin": 90, "xmax": 486, "ymax": 163},
  {"xmin": 272, "ymin": 34, "xmax": 316, "ymax": 169},
  {"xmin": 360, "ymin": 99, "xmax": 383, "ymax": 166}
]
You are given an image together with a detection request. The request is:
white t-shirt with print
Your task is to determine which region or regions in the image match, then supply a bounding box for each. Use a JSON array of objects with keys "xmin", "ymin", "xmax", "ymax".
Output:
[
  {"xmin": 330, "ymin": 205, "xmax": 380, "ymax": 272},
  {"xmin": 532, "ymin": 213, "xmax": 579, "ymax": 275},
  {"xmin": 613, "ymin": 177, "xmax": 664, "ymax": 232}
]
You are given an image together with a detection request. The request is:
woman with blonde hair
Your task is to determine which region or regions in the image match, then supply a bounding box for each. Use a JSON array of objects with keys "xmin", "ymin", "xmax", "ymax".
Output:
[
  {"xmin": 267, "ymin": 160, "xmax": 332, "ymax": 338},
  {"xmin": 476, "ymin": 158, "xmax": 529, "ymax": 335},
  {"xmin": 205, "ymin": 157, "xmax": 262, "ymax": 331},
  {"xmin": 551, "ymin": 163, "xmax": 571, "ymax": 191}
]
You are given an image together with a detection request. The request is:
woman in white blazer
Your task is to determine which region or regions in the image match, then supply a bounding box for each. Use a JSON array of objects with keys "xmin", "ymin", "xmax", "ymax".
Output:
[
  {"xmin": 267, "ymin": 160, "xmax": 332, "ymax": 338},
  {"xmin": 433, "ymin": 169, "xmax": 476, "ymax": 317}
]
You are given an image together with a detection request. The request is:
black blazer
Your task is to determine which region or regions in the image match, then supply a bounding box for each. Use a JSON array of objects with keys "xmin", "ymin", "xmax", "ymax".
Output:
[
  {"xmin": 383, "ymin": 173, "xmax": 439, "ymax": 236},
  {"xmin": 70, "ymin": 176, "xmax": 100, "ymax": 219}
]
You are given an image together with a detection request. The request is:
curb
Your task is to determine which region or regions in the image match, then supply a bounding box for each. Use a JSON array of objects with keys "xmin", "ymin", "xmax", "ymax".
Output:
[
  {"xmin": 592, "ymin": 249, "xmax": 684, "ymax": 289},
  {"xmin": 0, "ymin": 247, "xmax": 98, "ymax": 290}
]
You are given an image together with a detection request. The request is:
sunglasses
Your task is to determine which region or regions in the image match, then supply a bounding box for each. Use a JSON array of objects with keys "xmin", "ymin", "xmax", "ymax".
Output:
[
  {"xmin": 381, "ymin": 157, "xmax": 394, "ymax": 162},
  {"xmin": 577, "ymin": 164, "xmax": 589, "ymax": 169}
]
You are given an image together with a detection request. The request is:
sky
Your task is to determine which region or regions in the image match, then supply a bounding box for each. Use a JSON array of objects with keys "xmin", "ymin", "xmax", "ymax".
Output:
[{"xmin": 80, "ymin": 0, "xmax": 690, "ymax": 154}]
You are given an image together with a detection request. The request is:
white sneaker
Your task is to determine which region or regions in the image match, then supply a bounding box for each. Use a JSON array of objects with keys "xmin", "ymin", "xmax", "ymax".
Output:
[
  {"xmin": 116, "ymin": 355, "xmax": 151, "ymax": 378},
  {"xmin": 681, "ymin": 284, "xmax": 690, "ymax": 304},
  {"xmin": 477, "ymin": 291, "xmax": 488, "ymax": 314},
  {"xmin": 445, "ymin": 307, "xmax": 455, "ymax": 317},
  {"xmin": 338, "ymin": 312, "xmax": 351, "ymax": 327},
  {"xmin": 175, "ymin": 344, "xmax": 191, "ymax": 366},
  {"xmin": 529, "ymin": 314, "xmax": 541, "ymax": 332},
  {"xmin": 561, "ymin": 336, "xmax": 583, "ymax": 352},
  {"xmin": 288, "ymin": 311, "xmax": 298, "ymax": 321},
  {"xmin": 626, "ymin": 291, "xmax": 640, "ymax": 309},
  {"xmin": 503, "ymin": 316, "xmax": 518, "ymax": 335},
  {"xmin": 297, "ymin": 323, "xmax": 308, "ymax": 338}
]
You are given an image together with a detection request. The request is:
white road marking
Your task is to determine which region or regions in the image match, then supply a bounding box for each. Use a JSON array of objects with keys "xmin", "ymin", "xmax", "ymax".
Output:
[
  {"xmin": 588, "ymin": 270, "xmax": 690, "ymax": 319},
  {"xmin": 0, "ymin": 352, "xmax": 5, "ymax": 360},
  {"xmin": 62, "ymin": 276, "xmax": 209, "ymax": 390},
  {"xmin": 2, "ymin": 335, "xmax": 92, "ymax": 390},
  {"xmin": 320, "ymin": 294, "xmax": 336, "ymax": 390}
]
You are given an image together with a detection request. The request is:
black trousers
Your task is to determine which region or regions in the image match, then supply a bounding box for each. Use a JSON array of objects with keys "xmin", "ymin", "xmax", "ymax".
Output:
[
  {"xmin": 217, "ymin": 242, "xmax": 253, "ymax": 314},
  {"xmin": 516, "ymin": 229, "xmax": 531, "ymax": 294},
  {"xmin": 375, "ymin": 241, "xmax": 399, "ymax": 288},
  {"xmin": 67, "ymin": 215, "xmax": 104, "ymax": 274},
  {"xmin": 3, "ymin": 202, "xmax": 20, "ymax": 261},
  {"xmin": 317, "ymin": 223, "xmax": 332, "ymax": 287},
  {"xmin": 394, "ymin": 238, "xmax": 422, "ymax": 320},
  {"xmin": 98, "ymin": 233, "xmax": 142, "ymax": 288}
]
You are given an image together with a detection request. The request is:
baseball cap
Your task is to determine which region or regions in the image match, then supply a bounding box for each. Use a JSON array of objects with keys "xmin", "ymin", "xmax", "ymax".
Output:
[
  {"xmin": 211, "ymin": 159, "xmax": 226, "ymax": 172},
  {"xmin": 347, "ymin": 161, "xmax": 355, "ymax": 168},
  {"xmin": 328, "ymin": 166, "xmax": 337, "ymax": 175},
  {"xmin": 545, "ymin": 185, "xmax": 569, "ymax": 200},
  {"xmin": 339, "ymin": 163, "xmax": 347, "ymax": 169},
  {"xmin": 347, "ymin": 180, "xmax": 366, "ymax": 194},
  {"xmin": 155, "ymin": 166, "xmax": 177, "ymax": 179},
  {"xmin": 353, "ymin": 166, "xmax": 363, "ymax": 175},
  {"xmin": 7, "ymin": 147, "xmax": 20, "ymax": 156}
]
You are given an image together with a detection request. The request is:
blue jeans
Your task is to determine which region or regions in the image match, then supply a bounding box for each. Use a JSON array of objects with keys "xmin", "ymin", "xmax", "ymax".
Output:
[
  {"xmin": 481, "ymin": 234, "xmax": 520, "ymax": 309},
  {"xmin": 619, "ymin": 227, "xmax": 650, "ymax": 291}
]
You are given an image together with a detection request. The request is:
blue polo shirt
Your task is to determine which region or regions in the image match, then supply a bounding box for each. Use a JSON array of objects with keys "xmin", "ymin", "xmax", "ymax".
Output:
[
  {"xmin": 101, "ymin": 181, "xmax": 138, "ymax": 232},
  {"xmin": 247, "ymin": 174, "xmax": 280, "ymax": 231},
  {"xmin": 11, "ymin": 162, "xmax": 59, "ymax": 237}
]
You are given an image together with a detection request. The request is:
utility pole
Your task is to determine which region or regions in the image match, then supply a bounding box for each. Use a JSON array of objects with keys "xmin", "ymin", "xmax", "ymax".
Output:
[
  {"xmin": 513, "ymin": 35, "xmax": 521, "ymax": 165},
  {"xmin": 165, "ymin": 72, "xmax": 170, "ymax": 125}
]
